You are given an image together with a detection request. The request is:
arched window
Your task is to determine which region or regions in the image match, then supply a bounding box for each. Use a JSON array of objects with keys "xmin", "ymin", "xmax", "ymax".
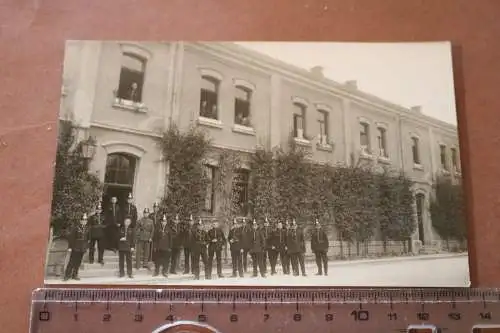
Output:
[
  {"xmin": 103, "ymin": 153, "xmax": 137, "ymax": 207},
  {"xmin": 200, "ymin": 76, "xmax": 220, "ymax": 120},
  {"xmin": 415, "ymin": 193, "xmax": 426, "ymax": 243},
  {"xmin": 116, "ymin": 53, "xmax": 147, "ymax": 103}
]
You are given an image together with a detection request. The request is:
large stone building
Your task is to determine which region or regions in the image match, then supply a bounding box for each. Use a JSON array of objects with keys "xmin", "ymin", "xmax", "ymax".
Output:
[{"xmin": 59, "ymin": 41, "xmax": 461, "ymax": 245}]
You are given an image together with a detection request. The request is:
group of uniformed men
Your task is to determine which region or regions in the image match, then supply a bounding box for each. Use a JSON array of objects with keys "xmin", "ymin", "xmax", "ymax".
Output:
[{"xmin": 62, "ymin": 193, "xmax": 330, "ymax": 281}]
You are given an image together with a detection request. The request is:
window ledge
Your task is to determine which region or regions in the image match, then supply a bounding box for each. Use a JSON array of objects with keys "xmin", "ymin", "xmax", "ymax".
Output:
[
  {"xmin": 294, "ymin": 137, "xmax": 311, "ymax": 146},
  {"xmin": 316, "ymin": 142, "xmax": 334, "ymax": 152},
  {"xmin": 377, "ymin": 156, "xmax": 391, "ymax": 164},
  {"xmin": 413, "ymin": 163, "xmax": 424, "ymax": 171},
  {"xmin": 113, "ymin": 98, "xmax": 148, "ymax": 113},
  {"xmin": 198, "ymin": 116, "xmax": 223, "ymax": 129},
  {"xmin": 232, "ymin": 124, "xmax": 256, "ymax": 136}
]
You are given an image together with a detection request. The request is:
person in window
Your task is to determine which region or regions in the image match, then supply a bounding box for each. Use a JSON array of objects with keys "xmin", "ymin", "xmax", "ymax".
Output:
[
  {"xmin": 248, "ymin": 220, "xmax": 266, "ymax": 278},
  {"xmin": 123, "ymin": 193, "xmax": 138, "ymax": 226},
  {"xmin": 191, "ymin": 218, "xmax": 209, "ymax": 280},
  {"xmin": 63, "ymin": 213, "xmax": 90, "ymax": 281},
  {"xmin": 104, "ymin": 196, "xmax": 121, "ymax": 252},
  {"xmin": 235, "ymin": 113, "xmax": 244, "ymax": 125},
  {"xmin": 88, "ymin": 202, "xmax": 105, "ymax": 265},
  {"xmin": 152, "ymin": 215, "xmax": 172, "ymax": 278},
  {"xmin": 207, "ymin": 218, "xmax": 226, "ymax": 279},
  {"xmin": 169, "ymin": 214, "xmax": 183, "ymax": 274},
  {"xmin": 228, "ymin": 218, "xmax": 244, "ymax": 277},
  {"xmin": 271, "ymin": 220, "xmax": 287, "ymax": 275},
  {"xmin": 118, "ymin": 217, "xmax": 136, "ymax": 278},
  {"xmin": 135, "ymin": 208, "xmax": 154, "ymax": 270},
  {"xmin": 127, "ymin": 82, "xmax": 140, "ymax": 103},
  {"xmin": 261, "ymin": 217, "xmax": 273, "ymax": 275},
  {"xmin": 311, "ymin": 219, "xmax": 329, "ymax": 276}
]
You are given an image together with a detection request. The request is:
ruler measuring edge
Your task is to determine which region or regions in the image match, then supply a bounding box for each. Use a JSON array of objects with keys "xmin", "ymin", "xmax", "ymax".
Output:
[{"xmin": 30, "ymin": 287, "xmax": 500, "ymax": 333}]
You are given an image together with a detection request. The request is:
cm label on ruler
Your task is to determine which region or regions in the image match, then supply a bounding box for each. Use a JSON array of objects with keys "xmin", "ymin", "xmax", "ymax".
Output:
[{"xmin": 31, "ymin": 288, "xmax": 500, "ymax": 333}]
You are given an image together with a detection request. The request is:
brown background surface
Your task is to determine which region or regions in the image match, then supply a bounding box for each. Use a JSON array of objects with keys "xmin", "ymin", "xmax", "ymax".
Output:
[{"xmin": 1, "ymin": 0, "xmax": 500, "ymax": 332}]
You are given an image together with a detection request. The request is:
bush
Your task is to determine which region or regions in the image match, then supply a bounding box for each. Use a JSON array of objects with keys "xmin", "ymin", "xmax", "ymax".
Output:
[{"xmin": 50, "ymin": 120, "xmax": 103, "ymax": 235}]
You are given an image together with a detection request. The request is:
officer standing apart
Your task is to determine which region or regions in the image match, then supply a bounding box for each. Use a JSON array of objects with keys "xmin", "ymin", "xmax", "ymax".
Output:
[
  {"xmin": 153, "ymin": 215, "xmax": 171, "ymax": 277},
  {"xmin": 63, "ymin": 213, "xmax": 90, "ymax": 281},
  {"xmin": 88, "ymin": 203, "xmax": 105, "ymax": 265},
  {"xmin": 207, "ymin": 218, "xmax": 226, "ymax": 278},
  {"xmin": 135, "ymin": 208, "xmax": 154, "ymax": 270},
  {"xmin": 118, "ymin": 217, "xmax": 136, "ymax": 278},
  {"xmin": 249, "ymin": 220, "xmax": 266, "ymax": 278},
  {"xmin": 228, "ymin": 218, "xmax": 244, "ymax": 277},
  {"xmin": 311, "ymin": 219, "xmax": 329, "ymax": 276}
]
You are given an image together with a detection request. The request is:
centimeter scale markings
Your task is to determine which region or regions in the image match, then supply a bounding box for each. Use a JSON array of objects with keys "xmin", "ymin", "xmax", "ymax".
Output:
[{"xmin": 31, "ymin": 288, "xmax": 500, "ymax": 333}]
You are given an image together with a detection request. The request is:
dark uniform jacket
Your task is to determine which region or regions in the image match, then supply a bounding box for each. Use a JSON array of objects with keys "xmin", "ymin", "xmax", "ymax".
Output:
[
  {"xmin": 88, "ymin": 213, "xmax": 105, "ymax": 239},
  {"xmin": 169, "ymin": 222, "xmax": 183, "ymax": 249},
  {"xmin": 105, "ymin": 203, "xmax": 121, "ymax": 226},
  {"xmin": 118, "ymin": 225, "xmax": 136, "ymax": 252},
  {"xmin": 180, "ymin": 221, "xmax": 192, "ymax": 248},
  {"xmin": 192, "ymin": 226, "xmax": 208, "ymax": 251},
  {"xmin": 271, "ymin": 228, "xmax": 287, "ymax": 251},
  {"xmin": 248, "ymin": 228, "xmax": 265, "ymax": 253},
  {"xmin": 123, "ymin": 203, "xmax": 138, "ymax": 225},
  {"xmin": 207, "ymin": 227, "xmax": 226, "ymax": 251},
  {"xmin": 286, "ymin": 228, "xmax": 304, "ymax": 254},
  {"xmin": 136, "ymin": 216, "xmax": 155, "ymax": 242},
  {"xmin": 240, "ymin": 224, "xmax": 253, "ymax": 251},
  {"xmin": 154, "ymin": 222, "xmax": 172, "ymax": 251},
  {"xmin": 228, "ymin": 227, "xmax": 242, "ymax": 251},
  {"xmin": 310, "ymin": 228, "xmax": 329, "ymax": 252},
  {"xmin": 67, "ymin": 224, "xmax": 90, "ymax": 252},
  {"xmin": 261, "ymin": 226, "xmax": 273, "ymax": 250}
]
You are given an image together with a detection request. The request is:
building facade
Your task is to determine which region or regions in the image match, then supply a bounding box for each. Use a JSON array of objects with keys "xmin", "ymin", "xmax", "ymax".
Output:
[{"xmin": 59, "ymin": 41, "xmax": 462, "ymax": 245}]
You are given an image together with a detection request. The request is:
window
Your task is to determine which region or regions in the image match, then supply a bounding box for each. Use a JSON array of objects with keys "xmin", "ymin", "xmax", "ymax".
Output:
[
  {"xmin": 439, "ymin": 144, "xmax": 448, "ymax": 170},
  {"xmin": 293, "ymin": 103, "xmax": 306, "ymax": 139},
  {"xmin": 203, "ymin": 165, "xmax": 216, "ymax": 213},
  {"xmin": 360, "ymin": 122, "xmax": 370, "ymax": 152},
  {"xmin": 412, "ymin": 137, "xmax": 421, "ymax": 165},
  {"xmin": 377, "ymin": 127, "xmax": 388, "ymax": 158},
  {"xmin": 317, "ymin": 110, "xmax": 329, "ymax": 145},
  {"xmin": 232, "ymin": 169, "xmax": 250, "ymax": 216},
  {"xmin": 451, "ymin": 147, "xmax": 459, "ymax": 172},
  {"xmin": 104, "ymin": 153, "xmax": 137, "ymax": 186},
  {"xmin": 116, "ymin": 53, "xmax": 146, "ymax": 103},
  {"xmin": 415, "ymin": 193, "xmax": 426, "ymax": 243},
  {"xmin": 200, "ymin": 76, "xmax": 220, "ymax": 120},
  {"xmin": 234, "ymin": 86, "xmax": 252, "ymax": 127}
]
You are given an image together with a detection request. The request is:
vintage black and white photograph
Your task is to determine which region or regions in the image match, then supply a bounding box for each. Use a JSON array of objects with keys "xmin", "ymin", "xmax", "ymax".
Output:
[{"xmin": 44, "ymin": 41, "xmax": 469, "ymax": 286}]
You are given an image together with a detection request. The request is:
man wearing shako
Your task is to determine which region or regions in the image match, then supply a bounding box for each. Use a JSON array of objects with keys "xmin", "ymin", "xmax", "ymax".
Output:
[
  {"xmin": 152, "ymin": 214, "xmax": 172, "ymax": 277},
  {"xmin": 118, "ymin": 217, "xmax": 136, "ymax": 278},
  {"xmin": 63, "ymin": 213, "xmax": 90, "ymax": 281},
  {"xmin": 249, "ymin": 219, "xmax": 266, "ymax": 278},
  {"xmin": 228, "ymin": 218, "xmax": 244, "ymax": 277},
  {"xmin": 207, "ymin": 218, "xmax": 226, "ymax": 278},
  {"xmin": 135, "ymin": 208, "xmax": 155, "ymax": 270},
  {"xmin": 191, "ymin": 218, "xmax": 209, "ymax": 280},
  {"xmin": 311, "ymin": 219, "xmax": 329, "ymax": 276},
  {"xmin": 169, "ymin": 214, "xmax": 183, "ymax": 274}
]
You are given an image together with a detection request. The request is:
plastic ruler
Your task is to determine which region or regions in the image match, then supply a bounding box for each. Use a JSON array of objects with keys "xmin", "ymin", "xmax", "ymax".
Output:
[{"xmin": 30, "ymin": 287, "xmax": 500, "ymax": 333}]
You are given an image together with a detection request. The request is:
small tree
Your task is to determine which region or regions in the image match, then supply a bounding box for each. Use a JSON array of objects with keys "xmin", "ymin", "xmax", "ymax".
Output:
[
  {"xmin": 50, "ymin": 120, "xmax": 103, "ymax": 236},
  {"xmin": 159, "ymin": 123, "xmax": 211, "ymax": 218},
  {"xmin": 216, "ymin": 149, "xmax": 241, "ymax": 226},
  {"xmin": 430, "ymin": 175, "xmax": 466, "ymax": 249},
  {"xmin": 248, "ymin": 147, "xmax": 277, "ymax": 221}
]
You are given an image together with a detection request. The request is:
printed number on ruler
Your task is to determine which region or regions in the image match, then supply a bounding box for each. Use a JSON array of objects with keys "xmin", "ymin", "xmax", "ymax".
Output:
[{"xmin": 31, "ymin": 288, "xmax": 500, "ymax": 333}]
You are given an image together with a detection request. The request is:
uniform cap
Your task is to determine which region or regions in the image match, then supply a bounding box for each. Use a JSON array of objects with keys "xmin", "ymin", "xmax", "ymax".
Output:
[
  {"xmin": 162, "ymin": 214, "xmax": 167, "ymax": 221},
  {"xmin": 128, "ymin": 193, "xmax": 133, "ymax": 199},
  {"xmin": 143, "ymin": 208, "xmax": 150, "ymax": 214},
  {"xmin": 82, "ymin": 213, "xmax": 88, "ymax": 220}
]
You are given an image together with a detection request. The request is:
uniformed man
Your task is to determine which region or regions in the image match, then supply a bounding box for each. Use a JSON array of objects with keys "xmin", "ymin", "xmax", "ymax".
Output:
[
  {"xmin": 118, "ymin": 217, "xmax": 136, "ymax": 278},
  {"xmin": 270, "ymin": 220, "xmax": 287, "ymax": 275},
  {"xmin": 169, "ymin": 214, "xmax": 183, "ymax": 274},
  {"xmin": 240, "ymin": 217, "xmax": 251, "ymax": 273},
  {"xmin": 148, "ymin": 202, "xmax": 161, "ymax": 263},
  {"xmin": 123, "ymin": 193, "xmax": 138, "ymax": 226},
  {"xmin": 311, "ymin": 219, "xmax": 329, "ymax": 276},
  {"xmin": 182, "ymin": 214, "xmax": 195, "ymax": 274},
  {"xmin": 63, "ymin": 213, "xmax": 90, "ymax": 281},
  {"xmin": 88, "ymin": 202, "xmax": 105, "ymax": 265},
  {"xmin": 191, "ymin": 218, "xmax": 209, "ymax": 280},
  {"xmin": 248, "ymin": 220, "xmax": 266, "ymax": 278},
  {"xmin": 104, "ymin": 196, "xmax": 121, "ymax": 251},
  {"xmin": 228, "ymin": 218, "xmax": 243, "ymax": 277},
  {"xmin": 286, "ymin": 219, "xmax": 304, "ymax": 276},
  {"xmin": 261, "ymin": 217, "xmax": 273, "ymax": 274},
  {"xmin": 207, "ymin": 218, "xmax": 226, "ymax": 278},
  {"xmin": 295, "ymin": 219, "xmax": 307, "ymax": 277},
  {"xmin": 282, "ymin": 219, "xmax": 292, "ymax": 275},
  {"xmin": 152, "ymin": 215, "xmax": 171, "ymax": 277},
  {"xmin": 135, "ymin": 208, "xmax": 155, "ymax": 269}
]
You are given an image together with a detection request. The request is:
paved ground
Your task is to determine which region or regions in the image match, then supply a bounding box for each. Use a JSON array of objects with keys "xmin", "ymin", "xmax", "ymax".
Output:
[{"xmin": 45, "ymin": 253, "xmax": 470, "ymax": 287}]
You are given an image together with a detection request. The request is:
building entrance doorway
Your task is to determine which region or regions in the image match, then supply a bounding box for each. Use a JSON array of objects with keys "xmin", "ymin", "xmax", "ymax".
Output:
[
  {"xmin": 102, "ymin": 152, "xmax": 137, "ymax": 210},
  {"xmin": 416, "ymin": 193, "xmax": 426, "ymax": 243}
]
